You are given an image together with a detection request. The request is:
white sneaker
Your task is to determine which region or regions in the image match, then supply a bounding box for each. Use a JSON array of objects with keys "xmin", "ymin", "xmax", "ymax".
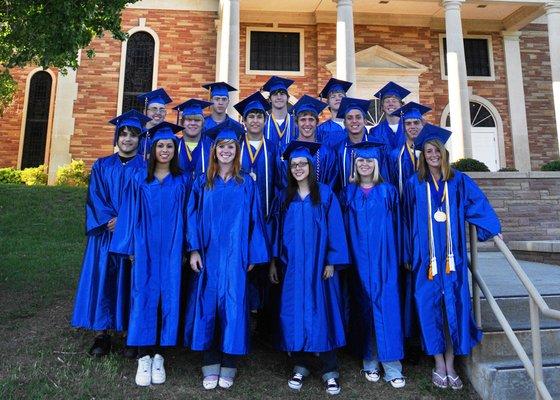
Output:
[
  {"xmin": 363, "ymin": 369, "xmax": 381, "ymax": 382},
  {"xmin": 218, "ymin": 376, "xmax": 234, "ymax": 389},
  {"xmin": 390, "ymin": 377, "xmax": 406, "ymax": 388},
  {"xmin": 135, "ymin": 355, "xmax": 152, "ymax": 386},
  {"xmin": 203, "ymin": 375, "xmax": 219, "ymax": 390},
  {"xmin": 288, "ymin": 372, "xmax": 304, "ymax": 390},
  {"xmin": 325, "ymin": 378, "xmax": 341, "ymax": 395},
  {"xmin": 151, "ymin": 354, "xmax": 166, "ymax": 384}
]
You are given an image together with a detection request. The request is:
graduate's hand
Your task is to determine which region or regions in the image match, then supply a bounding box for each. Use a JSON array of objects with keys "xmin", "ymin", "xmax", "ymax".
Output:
[
  {"xmin": 496, "ymin": 233, "xmax": 503, "ymax": 240},
  {"xmin": 404, "ymin": 263, "xmax": 412, "ymax": 271},
  {"xmin": 107, "ymin": 217, "xmax": 117, "ymax": 232},
  {"xmin": 269, "ymin": 261, "xmax": 279, "ymax": 284},
  {"xmin": 247, "ymin": 264, "xmax": 255, "ymax": 272},
  {"xmin": 129, "ymin": 255, "xmax": 135, "ymax": 264},
  {"xmin": 190, "ymin": 251, "xmax": 203, "ymax": 273},
  {"xmin": 323, "ymin": 265, "xmax": 334, "ymax": 280}
]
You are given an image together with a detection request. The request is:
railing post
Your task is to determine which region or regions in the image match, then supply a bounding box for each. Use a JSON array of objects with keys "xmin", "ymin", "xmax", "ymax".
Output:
[
  {"xmin": 529, "ymin": 297, "xmax": 544, "ymax": 400},
  {"xmin": 470, "ymin": 224, "xmax": 482, "ymax": 328}
]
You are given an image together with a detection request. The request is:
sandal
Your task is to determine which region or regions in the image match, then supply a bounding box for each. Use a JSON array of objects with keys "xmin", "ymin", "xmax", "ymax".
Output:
[
  {"xmin": 447, "ymin": 374, "xmax": 463, "ymax": 390},
  {"xmin": 203, "ymin": 374, "xmax": 219, "ymax": 390},
  {"xmin": 432, "ymin": 369, "xmax": 448, "ymax": 389}
]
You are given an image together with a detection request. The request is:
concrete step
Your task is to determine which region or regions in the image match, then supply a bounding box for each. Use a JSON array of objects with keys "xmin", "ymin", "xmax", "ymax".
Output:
[
  {"xmin": 472, "ymin": 327, "xmax": 560, "ymax": 363},
  {"xmin": 464, "ymin": 357, "xmax": 560, "ymax": 400},
  {"xmin": 479, "ymin": 294, "xmax": 560, "ymax": 331}
]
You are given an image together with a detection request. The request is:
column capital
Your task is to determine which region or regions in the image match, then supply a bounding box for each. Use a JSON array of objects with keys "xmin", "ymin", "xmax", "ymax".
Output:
[
  {"xmin": 501, "ymin": 31, "xmax": 522, "ymax": 40},
  {"xmin": 545, "ymin": 1, "xmax": 560, "ymax": 14},
  {"xmin": 333, "ymin": 0, "xmax": 353, "ymax": 6},
  {"xmin": 441, "ymin": 0, "xmax": 464, "ymax": 10}
]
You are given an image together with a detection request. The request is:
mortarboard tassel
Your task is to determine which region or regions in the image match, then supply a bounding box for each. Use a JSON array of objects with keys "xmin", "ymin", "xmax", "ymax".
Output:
[{"xmin": 429, "ymin": 256, "xmax": 437, "ymax": 280}]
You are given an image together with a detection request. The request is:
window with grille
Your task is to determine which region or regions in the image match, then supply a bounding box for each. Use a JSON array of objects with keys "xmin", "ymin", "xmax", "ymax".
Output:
[
  {"xmin": 441, "ymin": 36, "xmax": 493, "ymax": 79},
  {"xmin": 21, "ymin": 71, "xmax": 52, "ymax": 168},
  {"xmin": 121, "ymin": 31, "xmax": 155, "ymax": 113},
  {"xmin": 247, "ymin": 29, "xmax": 303, "ymax": 75},
  {"xmin": 445, "ymin": 101, "xmax": 496, "ymax": 127}
]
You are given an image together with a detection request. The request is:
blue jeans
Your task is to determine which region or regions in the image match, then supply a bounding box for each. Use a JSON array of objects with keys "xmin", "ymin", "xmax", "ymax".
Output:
[
  {"xmin": 363, "ymin": 359, "xmax": 403, "ymax": 382},
  {"xmin": 292, "ymin": 351, "xmax": 339, "ymax": 381}
]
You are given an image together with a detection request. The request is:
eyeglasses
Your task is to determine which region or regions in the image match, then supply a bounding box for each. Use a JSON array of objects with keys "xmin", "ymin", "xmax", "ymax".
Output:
[
  {"xmin": 147, "ymin": 107, "xmax": 166, "ymax": 114},
  {"xmin": 290, "ymin": 161, "xmax": 309, "ymax": 170}
]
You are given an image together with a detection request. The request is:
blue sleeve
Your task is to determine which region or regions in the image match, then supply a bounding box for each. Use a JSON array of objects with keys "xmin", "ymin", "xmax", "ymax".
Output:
[
  {"xmin": 186, "ymin": 177, "xmax": 202, "ymax": 252},
  {"xmin": 325, "ymin": 189, "xmax": 350, "ymax": 269},
  {"xmin": 85, "ymin": 161, "xmax": 115, "ymax": 236},
  {"xmin": 248, "ymin": 179, "xmax": 270, "ymax": 266},
  {"xmin": 402, "ymin": 178, "xmax": 416, "ymax": 266},
  {"xmin": 461, "ymin": 173, "xmax": 502, "ymax": 242},
  {"xmin": 109, "ymin": 175, "xmax": 138, "ymax": 256}
]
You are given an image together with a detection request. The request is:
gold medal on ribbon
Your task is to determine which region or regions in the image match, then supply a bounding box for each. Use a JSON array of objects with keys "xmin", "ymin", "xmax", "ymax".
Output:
[
  {"xmin": 249, "ymin": 169, "xmax": 257, "ymax": 181},
  {"xmin": 434, "ymin": 210, "xmax": 447, "ymax": 222}
]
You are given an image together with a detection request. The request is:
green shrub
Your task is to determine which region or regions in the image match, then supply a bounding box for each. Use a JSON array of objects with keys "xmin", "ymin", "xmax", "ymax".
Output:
[
  {"xmin": 451, "ymin": 158, "xmax": 490, "ymax": 172},
  {"xmin": 541, "ymin": 160, "xmax": 560, "ymax": 171},
  {"xmin": 20, "ymin": 165, "xmax": 47, "ymax": 186},
  {"xmin": 55, "ymin": 159, "xmax": 89, "ymax": 187},
  {"xmin": 498, "ymin": 167, "xmax": 518, "ymax": 172},
  {"xmin": 0, "ymin": 167, "xmax": 22, "ymax": 184}
]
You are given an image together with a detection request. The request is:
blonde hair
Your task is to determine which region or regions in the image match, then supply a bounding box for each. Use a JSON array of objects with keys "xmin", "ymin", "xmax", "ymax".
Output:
[
  {"xmin": 181, "ymin": 114, "xmax": 204, "ymax": 124},
  {"xmin": 350, "ymin": 157, "xmax": 383, "ymax": 185},
  {"xmin": 205, "ymin": 139, "xmax": 243, "ymax": 188},
  {"xmin": 417, "ymin": 139, "xmax": 454, "ymax": 181}
]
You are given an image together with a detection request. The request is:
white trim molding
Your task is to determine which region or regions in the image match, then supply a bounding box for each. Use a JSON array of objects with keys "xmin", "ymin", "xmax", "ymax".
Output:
[
  {"xmin": 438, "ymin": 33, "xmax": 496, "ymax": 82},
  {"xmin": 245, "ymin": 26, "xmax": 305, "ymax": 77},
  {"xmin": 116, "ymin": 20, "xmax": 160, "ymax": 114}
]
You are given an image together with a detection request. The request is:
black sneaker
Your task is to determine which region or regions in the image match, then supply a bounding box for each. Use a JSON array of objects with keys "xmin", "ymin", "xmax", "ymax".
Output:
[
  {"xmin": 325, "ymin": 378, "xmax": 341, "ymax": 395},
  {"xmin": 88, "ymin": 334, "xmax": 111, "ymax": 357},
  {"xmin": 122, "ymin": 345, "xmax": 138, "ymax": 359}
]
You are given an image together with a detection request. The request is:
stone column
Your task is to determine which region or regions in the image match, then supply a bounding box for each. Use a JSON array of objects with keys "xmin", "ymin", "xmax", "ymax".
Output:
[
  {"xmin": 442, "ymin": 0, "xmax": 471, "ymax": 161},
  {"xmin": 502, "ymin": 31, "xmax": 531, "ymax": 171},
  {"xmin": 217, "ymin": 0, "xmax": 239, "ymax": 115},
  {"xmin": 335, "ymin": 0, "xmax": 356, "ymax": 96},
  {"xmin": 546, "ymin": 1, "xmax": 560, "ymax": 156}
]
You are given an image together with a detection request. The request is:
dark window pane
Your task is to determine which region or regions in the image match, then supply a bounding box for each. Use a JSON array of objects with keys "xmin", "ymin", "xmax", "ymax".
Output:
[
  {"xmin": 22, "ymin": 71, "xmax": 52, "ymax": 168},
  {"xmin": 122, "ymin": 32, "xmax": 155, "ymax": 113},
  {"xmin": 250, "ymin": 31, "xmax": 300, "ymax": 72},
  {"xmin": 446, "ymin": 101, "xmax": 496, "ymax": 127},
  {"xmin": 442, "ymin": 37, "xmax": 491, "ymax": 77}
]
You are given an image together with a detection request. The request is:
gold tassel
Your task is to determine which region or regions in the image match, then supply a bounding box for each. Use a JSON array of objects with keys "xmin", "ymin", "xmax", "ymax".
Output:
[
  {"xmin": 446, "ymin": 254, "xmax": 455, "ymax": 274},
  {"xmin": 429, "ymin": 257, "xmax": 437, "ymax": 280}
]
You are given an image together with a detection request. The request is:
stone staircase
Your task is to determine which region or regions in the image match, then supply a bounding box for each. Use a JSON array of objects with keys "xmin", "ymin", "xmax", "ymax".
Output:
[{"xmin": 462, "ymin": 252, "xmax": 560, "ymax": 400}]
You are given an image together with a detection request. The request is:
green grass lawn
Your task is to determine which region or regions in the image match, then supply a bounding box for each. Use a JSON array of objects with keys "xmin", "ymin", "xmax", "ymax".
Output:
[{"xmin": 0, "ymin": 185, "xmax": 479, "ymax": 399}]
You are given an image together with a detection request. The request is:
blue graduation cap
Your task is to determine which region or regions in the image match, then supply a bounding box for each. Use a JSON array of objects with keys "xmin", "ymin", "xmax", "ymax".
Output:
[
  {"xmin": 109, "ymin": 109, "xmax": 151, "ymax": 145},
  {"xmin": 293, "ymin": 95, "xmax": 327, "ymax": 117},
  {"xmin": 335, "ymin": 97, "xmax": 371, "ymax": 119},
  {"xmin": 282, "ymin": 140, "xmax": 321, "ymax": 162},
  {"xmin": 173, "ymin": 99, "xmax": 212, "ymax": 116},
  {"xmin": 319, "ymin": 78, "xmax": 353, "ymax": 98},
  {"xmin": 137, "ymin": 88, "xmax": 173, "ymax": 107},
  {"xmin": 233, "ymin": 91, "xmax": 270, "ymax": 118},
  {"xmin": 391, "ymin": 101, "xmax": 431, "ymax": 120},
  {"xmin": 414, "ymin": 124, "xmax": 452, "ymax": 149},
  {"xmin": 373, "ymin": 81, "xmax": 411, "ymax": 101},
  {"xmin": 262, "ymin": 76, "xmax": 294, "ymax": 94},
  {"xmin": 349, "ymin": 141, "xmax": 385, "ymax": 161},
  {"xmin": 147, "ymin": 121, "xmax": 183, "ymax": 146},
  {"xmin": 202, "ymin": 82, "xmax": 237, "ymax": 98},
  {"xmin": 204, "ymin": 119, "xmax": 244, "ymax": 142}
]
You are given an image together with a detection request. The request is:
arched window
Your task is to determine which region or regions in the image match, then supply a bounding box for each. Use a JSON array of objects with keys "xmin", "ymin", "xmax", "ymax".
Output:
[
  {"xmin": 121, "ymin": 31, "xmax": 155, "ymax": 113},
  {"xmin": 366, "ymin": 98, "xmax": 383, "ymax": 126},
  {"xmin": 445, "ymin": 101, "xmax": 496, "ymax": 127},
  {"xmin": 21, "ymin": 71, "xmax": 52, "ymax": 168}
]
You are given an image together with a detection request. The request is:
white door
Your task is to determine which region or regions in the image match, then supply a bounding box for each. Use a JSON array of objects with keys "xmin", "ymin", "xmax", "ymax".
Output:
[{"xmin": 471, "ymin": 127, "xmax": 499, "ymax": 171}]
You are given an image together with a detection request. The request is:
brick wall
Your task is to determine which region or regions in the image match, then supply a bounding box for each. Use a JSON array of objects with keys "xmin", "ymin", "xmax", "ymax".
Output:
[
  {"xmin": 520, "ymin": 23, "xmax": 559, "ymax": 170},
  {"xmin": 470, "ymin": 172, "xmax": 560, "ymax": 242}
]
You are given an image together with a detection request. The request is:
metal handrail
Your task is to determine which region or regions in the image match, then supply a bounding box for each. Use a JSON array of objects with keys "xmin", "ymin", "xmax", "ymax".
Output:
[{"xmin": 468, "ymin": 224, "xmax": 560, "ymax": 400}]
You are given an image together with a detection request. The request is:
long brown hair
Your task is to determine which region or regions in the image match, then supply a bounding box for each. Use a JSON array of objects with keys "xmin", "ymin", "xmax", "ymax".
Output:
[
  {"xmin": 205, "ymin": 139, "xmax": 243, "ymax": 188},
  {"xmin": 417, "ymin": 139, "xmax": 454, "ymax": 181},
  {"xmin": 147, "ymin": 139, "xmax": 182, "ymax": 182},
  {"xmin": 283, "ymin": 159, "xmax": 321, "ymax": 210}
]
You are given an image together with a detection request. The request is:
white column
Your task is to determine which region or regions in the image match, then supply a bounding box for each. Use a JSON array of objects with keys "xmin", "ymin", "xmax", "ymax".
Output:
[
  {"xmin": 335, "ymin": 0, "xmax": 356, "ymax": 96},
  {"xmin": 217, "ymin": 0, "xmax": 239, "ymax": 116},
  {"xmin": 442, "ymin": 0, "xmax": 471, "ymax": 161},
  {"xmin": 502, "ymin": 31, "xmax": 531, "ymax": 171},
  {"xmin": 546, "ymin": 1, "xmax": 560, "ymax": 156}
]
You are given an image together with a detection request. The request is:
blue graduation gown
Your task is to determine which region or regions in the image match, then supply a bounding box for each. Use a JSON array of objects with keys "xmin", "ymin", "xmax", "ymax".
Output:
[
  {"xmin": 317, "ymin": 118, "xmax": 347, "ymax": 149},
  {"xmin": 184, "ymin": 173, "xmax": 269, "ymax": 355},
  {"xmin": 204, "ymin": 114, "xmax": 244, "ymax": 133},
  {"xmin": 403, "ymin": 171, "xmax": 501, "ymax": 355},
  {"xmin": 177, "ymin": 136, "xmax": 212, "ymax": 180},
  {"xmin": 341, "ymin": 183, "xmax": 403, "ymax": 362},
  {"xmin": 270, "ymin": 184, "xmax": 349, "ymax": 352},
  {"xmin": 389, "ymin": 144, "xmax": 417, "ymax": 198},
  {"xmin": 110, "ymin": 171, "xmax": 191, "ymax": 346},
  {"xmin": 371, "ymin": 119, "xmax": 405, "ymax": 151},
  {"xmin": 264, "ymin": 113, "xmax": 295, "ymax": 147},
  {"xmin": 276, "ymin": 141, "xmax": 339, "ymax": 193},
  {"xmin": 71, "ymin": 154, "xmax": 144, "ymax": 332}
]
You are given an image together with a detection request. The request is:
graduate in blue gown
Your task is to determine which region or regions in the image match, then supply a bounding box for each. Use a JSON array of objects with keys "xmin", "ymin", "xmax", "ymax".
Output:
[
  {"xmin": 110, "ymin": 121, "xmax": 191, "ymax": 387},
  {"xmin": 340, "ymin": 142, "xmax": 405, "ymax": 389},
  {"xmin": 262, "ymin": 76, "xmax": 296, "ymax": 146},
  {"xmin": 370, "ymin": 82, "xmax": 410, "ymax": 151},
  {"xmin": 317, "ymin": 78, "xmax": 353, "ymax": 149},
  {"xmin": 72, "ymin": 110, "xmax": 149, "ymax": 358},
  {"xmin": 403, "ymin": 125, "xmax": 501, "ymax": 390},
  {"xmin": 277, "ymin": 95, "xmax": 339, "ymax": 191},
  {"xmin": 184, "ymin": 128, "xmax": 269, "ymax": 390},
  {"xmin": 268, "ymin": 141, "xmax": 349, "ymax": 395},
  {"xmin": 173, "ymin": 99, "xmax": 213, "ymax": 180},
  {"xmin": 136, "ymin": 88, "xmax": 173, "ymax": 158},
  {"xmin": 201, "ymin": 82, "xmax": 245, "ymax": 133}
]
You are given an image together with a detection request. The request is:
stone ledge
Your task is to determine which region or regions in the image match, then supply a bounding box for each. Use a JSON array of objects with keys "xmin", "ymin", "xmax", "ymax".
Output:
[
  {"xmin": 509, "ymin": 240, "xmax": 560, "ymax": 253},
  {"xmin": 467, "ymin": 171, "xmax": 560, "ymax": 179}
]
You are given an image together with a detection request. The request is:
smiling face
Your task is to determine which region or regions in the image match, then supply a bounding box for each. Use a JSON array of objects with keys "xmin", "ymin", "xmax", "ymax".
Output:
[
  {"xmin": 154, "ymin": 139, "xmax": 175, "ymax": 164},
  {"xmin": 424, "ymin": 142, "xmax": 442, "ymax": 170},
  {"xmin": 117, "ymin": 126, "xmax": 140, "ymax": 156},
  {"xmin": 211, "ymin": 95, "xmax": 229, "ymax": 115},
  {"xmin": 270, "ymin": 90, "xmax": 288, "ymax": 111},
  {"xmin": 381, "ymin": 95, "xmax": 402, "ymax": 116},
  {"xmin": 216, "ymin": 140, "xmax": 237, "ymax": 165},
  {"xmin": 244, "ymin": 111, "xmax": 265, "ymax": 136},
  {"xmin": 182, "ymin": 115, "xmax": 204, "ymax": 139},
  {"xmin": 344, "ymin": 109, "xmax": 365, "ymax": 136},
  {"xmin": 404, "ymin": 118, "xmax": 424, "ymax": 142},
  {"xmin": 146, "ymin": 102, "xmax": 167, "ymax": 125},
  {"xmin": 328, "ymin": 91, "xmax": 345, "ymax": 113},
  {"xmin": 296, "ymin": 113, "xmax": 317, "ymax": 141},
  {"xmin": 355, "ymin": 157, "xmax": 375, "ymax": 179},
  {"xmin": 289, "ymin": 156, "xmax": 310, "ymax": 182}
]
